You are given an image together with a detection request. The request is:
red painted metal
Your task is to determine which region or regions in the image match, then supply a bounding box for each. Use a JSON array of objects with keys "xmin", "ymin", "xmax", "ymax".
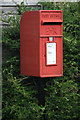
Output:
[{"xmin": 20, "ymin": 10, "xmax": 63, "ymax": 77}]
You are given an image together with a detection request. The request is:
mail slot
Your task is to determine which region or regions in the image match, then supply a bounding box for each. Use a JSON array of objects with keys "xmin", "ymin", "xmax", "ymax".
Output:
[{"xmin": 20, "ymin": 10, "xmax": 63, "ymax": 77}]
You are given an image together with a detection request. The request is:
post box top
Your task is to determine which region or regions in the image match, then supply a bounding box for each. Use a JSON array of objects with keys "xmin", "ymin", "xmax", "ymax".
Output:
[{"xmin": 20, "ymin": 10, "xmax": 63, "ymax": 23}]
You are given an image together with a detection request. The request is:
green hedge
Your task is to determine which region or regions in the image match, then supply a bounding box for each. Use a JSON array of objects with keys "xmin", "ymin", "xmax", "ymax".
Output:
[{"xmin": 2, "ymin": 2, "xmax": 80, "ymax": 120}]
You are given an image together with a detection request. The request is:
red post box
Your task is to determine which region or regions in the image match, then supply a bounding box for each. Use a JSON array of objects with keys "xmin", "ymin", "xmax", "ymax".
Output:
[{"xmin": 20, "ymin": 10, "xmax": 63, "ymax": 77}]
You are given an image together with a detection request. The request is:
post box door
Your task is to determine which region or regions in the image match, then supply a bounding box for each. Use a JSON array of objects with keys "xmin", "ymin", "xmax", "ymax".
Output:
[{"xmin": 40, "ymin": 36, "xmax": 63, "ymax": 76}]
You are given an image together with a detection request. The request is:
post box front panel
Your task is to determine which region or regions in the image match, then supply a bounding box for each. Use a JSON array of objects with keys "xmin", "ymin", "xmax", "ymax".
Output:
[{"xmin": 40, "ymin": 10, "xmax": 63, "ymax": 77}]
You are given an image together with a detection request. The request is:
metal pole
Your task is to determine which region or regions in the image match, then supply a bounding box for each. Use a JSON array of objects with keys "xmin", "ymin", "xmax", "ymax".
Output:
[{"xmin": 37, "ymin": 77, "xmax": 46, "ymax": 119}]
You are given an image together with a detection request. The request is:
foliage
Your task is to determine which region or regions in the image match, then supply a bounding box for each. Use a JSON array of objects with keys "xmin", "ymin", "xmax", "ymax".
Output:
[
  {"xmin": 2, "ymin": 66, "xmax": 44, "ymax": 120},
  {"xmin": 2, "ymin": 2, "xmax": 79, "ymax": 120},
  {"xmin": 45, "ymin": 78, "xmax": 79, "ymax": 120}
]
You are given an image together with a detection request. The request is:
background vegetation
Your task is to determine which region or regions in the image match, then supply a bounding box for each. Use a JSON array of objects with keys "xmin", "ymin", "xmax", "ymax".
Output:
[{"xmin": 2, "ymin": 2, "xmax": 80, "ymax": 120}]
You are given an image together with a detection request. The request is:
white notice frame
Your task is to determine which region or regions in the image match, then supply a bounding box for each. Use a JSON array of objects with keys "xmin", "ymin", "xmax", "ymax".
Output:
[{"xmin": 46, "ymin": 42, "xmax": 56, "ymax": 65}]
